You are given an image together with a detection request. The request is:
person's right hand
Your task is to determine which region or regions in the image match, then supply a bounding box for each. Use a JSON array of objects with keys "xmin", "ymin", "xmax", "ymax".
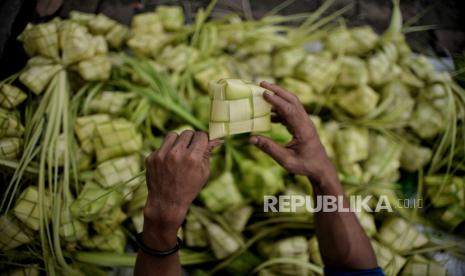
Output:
[{"xmin": 249, "ymin": 82, "xmax": 336, "ymax": 185}]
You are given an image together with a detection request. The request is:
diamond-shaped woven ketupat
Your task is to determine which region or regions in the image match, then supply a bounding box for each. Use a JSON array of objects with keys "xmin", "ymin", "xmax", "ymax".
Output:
[
  {"xmin": 0, "ymin": 214, "xmax": 33, "ymax": 250},
  {"xmin": 0, "ymin": 108, "xmax": 25, "ymax": 138},
  {"xmin": 0, "ymin": 84, "xmax": 27, "ymax": 109},
  {"xmin": 376, "ymin": 217, "xmax": 428, "ymax": 252},
  {"xmin": 95, "ymin": 154, "xmax": 141, "ymax": 189},
  {"xmin": 13, "ymin": 186, "xmax": 50, "ymax": 231},
  {"xmin": 93, "ymin": 118, "xmax": 143, "ymax": 163},
  {"xmin": 208, "ymin": 79, "xmax": 271, "ymax": 139},
  {"xmin": 74, "ymin": 114, "xmax": 111, "ymax": 154},
  {"xmin": 0, "ymin": 137, "xmax": 22, "ymax": 160},
  {"xmin": 401, "ymin": 255, "xmax": 447, "ymax": 276}
]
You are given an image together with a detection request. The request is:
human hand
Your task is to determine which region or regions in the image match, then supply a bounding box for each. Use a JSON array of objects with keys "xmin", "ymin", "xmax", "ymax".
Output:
[
  {"xmin": 249, "ymin": 82, "xmax": 336, "ymax": 185},
  {"xmin": 143, "ymin": 131, "xmax": 222, "ymax": 249}
]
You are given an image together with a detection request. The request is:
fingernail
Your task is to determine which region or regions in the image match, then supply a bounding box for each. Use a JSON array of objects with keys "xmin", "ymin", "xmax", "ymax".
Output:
[
  {"xmin": 249, "ymin": 136, "xmax": 258, "ymax": 144},
  {"xmin": 264, "ymin": 90, "xmax": 273, "ymax": 97}
]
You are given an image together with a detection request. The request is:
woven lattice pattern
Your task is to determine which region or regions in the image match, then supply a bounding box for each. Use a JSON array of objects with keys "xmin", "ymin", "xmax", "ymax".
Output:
[
  {"xmin": 127, "ymin": 183, "xmax": 148, "ymax": 213},
  {"xmin": 127, "ymin": 34, "xmax": 168, "ymax": 56},
  {"xmin": 0, "ymin": 108, "xmax": 24, "ymax": 138},
  {"xmin": 18, "ymin": 22, "xmax": 59, "ymax": 59},
  {"xmin": 269, "ymin": 236, "xmax": 309, "ymax": 275},
  {"xmin": 0, "ymin": 137, "xmax": 22, "ymax": 160},
  {"xmin": 308, "ymin": 237, "xmax": 323, "ymax": 266},
  {"xmin": 200, "ymin": 172, "xmax": 243, "ymax": 212},
  {"xmin": 13, "ymin": 186, "xmax": 49, "ymax": 231},
  {"xmin": 223, "ymin": 206, "xmax": 253, "ymax": 232},
  {"xmin": 70, "ymin": 182, "xmax": 123, "ymax": 222},
  {"xmin": 93, "ymin": 118, "xmax": 143, "ymax": 163},
  {"xmin": 295, "ymin": 55, "xmax": 339, "ymax": 93},
  {"xmin": 93, "ymin": 208, "xmax": 126, "ymax": 235},
  {"xmin": 59, "ymin": 207, "xmax": 87, "ymax": 242},
  {"xmin": 400, "ymin": 255, "xmax": 447, "ymax": 276},
  {"xmin": 60, "ymin": 21, "xmax": 96, "ymax": 65},
  {"xmin": 88, "ymin": 14, "xmax": 117, "ymax": 35},
  {"xmin": 425, "ymin": 175, "xmax": 463, "ymax": 208},
  {"xmin": 185, "ymin": 212, "xmax": 208, "ymax": 248},
  {"xmin": 158, "ymin": 6, "xmax": 184, "ymax": 31},
  {"xmin": 335, "ymin": 127, "xmax": 369, "ymax": 164},
  {"xmin": 377, "ymin": 217, "xmax": 428, "ymax": 252},
  {"xmin": 74, "ymin": 114, "xmax": 111, "ymax": 154},
  {"xmin": 19, "ymin": 64, "xmax": 62, "ymax": 95},
  {"xmin": 88, "ymin": 91, "xmax": 131, "ymax": 115},
  {"xmin": 131, "ymin": 13, "xmax": 163, "ymax": 35},
  {"xmin": 77, "ymin": 55, "xmax": 111, "ymax": 81},
  {"xmin": 371, "ymin": 241, "xmax": 406, "ymax": 276},
  {"xmin": 206, "ymin": 221, "xmax": 241, "ymax": 259},
  {"xmin": 440, "ymin": 205, "xmax": 465, "ymax": 230},
  {"xmin": 0, "ymin": 84, "xmax": 27, "ymax": 109},
  {"xmin": 0, "ymin": 215, "xmax": 33, "ymax": 250},
  {"xmin": 95, "ymin": 154, "xmax": 141, "ymax": 188},
  {"xmin": 209, "ymin": 79, "xmax": 271, "ymax": 139},
  {"xmin": 105, "ymin": 24, "xmax": 128, "ymax": 49},
  {"xmin": 81, "ymin": 227, "xmax": 126, "ymax": 253}
]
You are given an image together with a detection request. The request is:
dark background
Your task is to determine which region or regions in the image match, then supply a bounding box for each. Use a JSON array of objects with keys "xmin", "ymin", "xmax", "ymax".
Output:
[{"xmin": 1, "ymin": 0, "xmax": 464, "ymax": 79}]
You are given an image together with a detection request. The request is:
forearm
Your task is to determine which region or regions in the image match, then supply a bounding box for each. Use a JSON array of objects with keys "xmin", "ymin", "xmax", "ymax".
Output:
[
  {"xmin": 310, "ymin": 165, "xmax": 378, "ymax": 270},
  {"xmin": 134, "ymin": 219, "xmax": 182, "ymax": 276}
]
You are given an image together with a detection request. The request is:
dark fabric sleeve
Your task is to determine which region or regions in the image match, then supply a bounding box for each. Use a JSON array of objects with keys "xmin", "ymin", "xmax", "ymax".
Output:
[{"xmin": 324, "ymin": 267, "xmax": 385, "ymax": 276}]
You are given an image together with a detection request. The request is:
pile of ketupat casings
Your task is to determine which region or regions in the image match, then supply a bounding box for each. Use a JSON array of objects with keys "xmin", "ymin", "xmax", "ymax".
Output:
[{"xmin": 1, "ymin": 0, "xmax": 465, "ymax": 274}]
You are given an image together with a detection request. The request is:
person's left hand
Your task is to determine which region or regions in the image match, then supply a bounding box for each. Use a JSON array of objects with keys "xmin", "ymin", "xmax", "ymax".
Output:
[{"xmin": 143, "ymin": 130, "xmax": 222, "ymax": 249}]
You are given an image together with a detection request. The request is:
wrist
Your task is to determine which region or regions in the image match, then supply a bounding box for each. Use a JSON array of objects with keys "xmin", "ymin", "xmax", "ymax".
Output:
[{"xmin": 142, "ymin": 222, "xmax": 179, "ymax": 251}]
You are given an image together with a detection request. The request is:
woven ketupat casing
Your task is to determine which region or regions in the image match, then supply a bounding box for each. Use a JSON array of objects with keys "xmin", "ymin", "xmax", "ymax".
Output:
[
  {"xmin": 93, "ymin": 118, "xmax": 143, "ymax": 162},
  {"xmin": 371, "ymin": 240, "xmax": 406, "ymax": 276},
  {"xmin": 0, "ymin": 214, "xmax": 33, "ymax": 250},
  {"xmin": 13, "ymin": 186, "xmax": 50, "ymax": 231},
  {"xmin": 0, "ymin": 137, "xmax": 22, "ymax": 159},
  {"xmin": 95, "ymin": 154, "xmax": 141, "ymax": 189},
  {"xmin": 185, "ymin": 211, "xmax": 208, "ymax": 247},
  {"xmin": 88, "ymin": 91, "xmax": 132, "ymax": 115},
  {"xmin": 59, "ymin": 21, "xmax": 95, "ymax": 66},
  {"xmin": 208, "ymin": 79, "xmax": 271, "ymax": 139},
  {"xmin": 78, "ymin": 55, "xmax": 111, "ymax": 81},
  {"xmin": 19, "ymin": 64, "xmax": 62, "ymax": 95},
  {"xmin": 81, "ymin": 227, "xmax": 126, "ymax": 253},
  {"xmin": 268, "ymin": 236, "xmax": 309, "ymax": 275},
  {"xmin": 199, "ymin": 172, "xmax": 243, "ymax": 212},
  {"xmin": 18, "ymin": 22, "xmax": 59, "ymax": 59},
  {"xmin": 70, "ymin": 181, "xmax": 123, "ymax": 222},
  {"xmin": 377, "ymin": 217, "xmax": 428, "ymax": 252},
  {"xmin": 59, "ymin": 206, "xmax": 87, "ymax": 242},
  {"xmin": 74, "ymin": 114, "xmax": 111, "ymax": 154},
  {"xmin": 0, "ymin": 84, "xmax": 27, "ymax": 109},
  {"xmin": 400, "ymin": 254, "xmax": 447, "ymax": 276}
]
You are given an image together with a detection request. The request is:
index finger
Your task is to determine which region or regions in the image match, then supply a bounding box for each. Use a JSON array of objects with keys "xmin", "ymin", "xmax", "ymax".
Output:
[
  {"xmin": 260, "ymin": 81, "xmax": 299, "ymax": 104},
  {"xmin": 189, "ymin": 131, "xmax": 209, "ymax": 153}
]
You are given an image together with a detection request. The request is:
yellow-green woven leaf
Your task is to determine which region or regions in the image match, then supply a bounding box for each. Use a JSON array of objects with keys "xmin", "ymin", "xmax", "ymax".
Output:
[
  {"xmin": 200, "ymin": 172, "xmax": 244, "ymax": 212},
  {"xmin": 208, "ymin": 79, "xmax": 271, "ymax": 139},
  {"xmin": 157, "ymin": 5, "xmax": 185, "ymax": 31},
  {"xmin": 93, "ymin": 118, "xmax": 143, "ymax": 163},
  {"xmin": 59, "ymin": 21, "xmax": 95, "ymax": 65},
  {"xmin": 70, "ymin": 181, "xmax": 123, "ymax": 222},
  {"xmin": 19, "ymin": 64, "xmax": 62, "ymax": 95},
  {"xmin": 18, "ymin": 22, "xmax": 59, "ymax": 59},
  {"xmin": 336, "ymin": 85, "xmax": 379, "ymax": 117},
  {"xmin": 74, "ymin": 114, "xmax": 111, "ymax": 154},
  {"xmin": 13, "ymin": 186, "xmax": 50, "ymax": 231},
  {"xmin": 0, "ymin": 84, "xmax": 27, "ymax": 109},
  {"xmin": 400, "ymin": 255, "xmax": 446, "ymax": 276},
  {"xmin": 0, "ymin": 214, "xmax": 33, "ymax": 250},
  {"xmin": 0, "ymin": 137, "xmax": 22, "ymax": 160},
  {"xmin": 376, "ymin": 217, "xmax": 428, "ymax": 252},
  {"xmin": 77, "ymin": 55, "xmax": 111, "ymax": 81},
  {"xmin": 95, "ymin": 154, "xmax": 141, "ymax": 189}
]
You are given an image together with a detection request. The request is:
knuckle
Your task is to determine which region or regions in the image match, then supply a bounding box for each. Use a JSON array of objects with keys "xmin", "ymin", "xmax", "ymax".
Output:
[{"xmin": 283, "ymin": 104, "xmax": 295, "ymax": 116}]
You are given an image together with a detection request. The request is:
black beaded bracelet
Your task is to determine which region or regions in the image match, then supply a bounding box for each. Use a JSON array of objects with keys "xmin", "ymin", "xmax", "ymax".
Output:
[{"xmin": 136, "ymin": 232, "xmax": 182, "ymax": 257}]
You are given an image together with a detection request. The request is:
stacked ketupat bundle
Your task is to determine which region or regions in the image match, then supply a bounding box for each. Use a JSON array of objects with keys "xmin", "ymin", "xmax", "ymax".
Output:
[
  {"xmin": 1, "ymin": 0, "xmax": 465, "ymax": 274},
  {"xmin": 208, "ymin": 79, "xmax": 272, "ymax": 139},
  {"xmin": 0, "ymin": 85, "xmax": 26, "ymax": 160}
]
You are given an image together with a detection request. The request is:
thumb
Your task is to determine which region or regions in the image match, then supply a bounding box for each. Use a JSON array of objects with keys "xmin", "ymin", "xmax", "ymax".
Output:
[{"xmin": 249, "ymin": 135, "xmax": 289, "ymax": 165}]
